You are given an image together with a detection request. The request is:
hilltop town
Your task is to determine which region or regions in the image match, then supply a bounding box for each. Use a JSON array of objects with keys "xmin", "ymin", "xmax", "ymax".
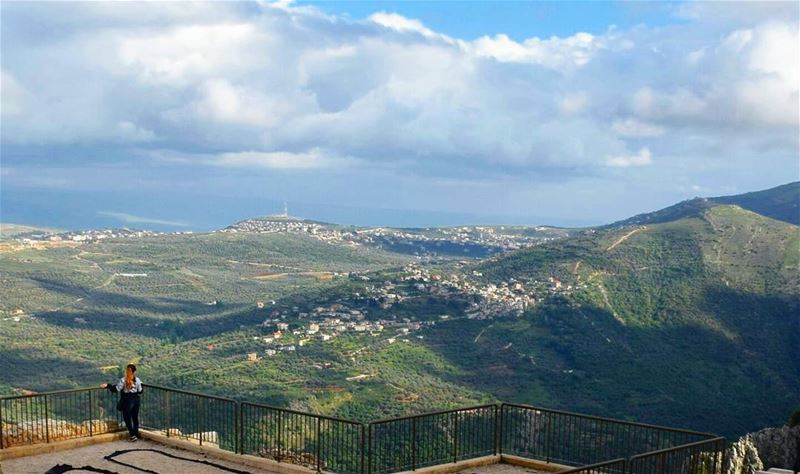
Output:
[
  {"xmin": 13, "ymin": 227, "xmax": 179, "ymax": 243},
  {"xmin": 8, "ymin": 215, "xmax": 567, "ymax": 257},
  {"xmin": 221, "ymin": 215, "xmax": 570, "ymax": 256}
]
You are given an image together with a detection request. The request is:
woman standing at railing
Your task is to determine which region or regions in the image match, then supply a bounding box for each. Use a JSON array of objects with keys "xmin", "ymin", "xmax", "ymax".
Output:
[{"xmin": 101, "ymin": 363, "xmax": 143, "ymax": 441}]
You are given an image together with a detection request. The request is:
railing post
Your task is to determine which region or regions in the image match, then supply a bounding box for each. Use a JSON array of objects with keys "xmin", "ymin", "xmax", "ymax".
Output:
[
  {"xmin": 411, "ymin": 416, "xmax": 417, "ymax": 471},
  {"xmin": 361, "ymin": 424, "xmax": 366, "ymax": 474},
  {"xmin": 367, "ymin": 424, "xmax": 373, "ymax": 474},
  {"xmin": 495, "ymin": 404, "xmax": 502, "ymax": 456},
  {"xmin": 88, "ymin": 391, "xmax": 94, "ymax": 437},
  {"xmin": 199, "ymin": 397, "xmax": 204, "ymax": 446},
  {"xmin": 278, "ymin": 410, "xmax": 283, "ymax": 463},
  {"xmin": 165, "ymin": 391, "xmax": 171, "ymax": 438},
  {"xmin": 237, "ymin": 403, "xmax": 243, "ymax": 455},
  {"xmin": 316, "ymin": 417, "xmax": 322, "ymax": 472},
  {"xmin": 453, "ymin": 410, "xmax": 459, "ymax": 464},
  {"xmin": 0, "ymin": 398, "xmax": 5, "ymax": 449},
  {"xmin": 546, "ymin": 412, "xmax": 552, "ymax": 463},
  {"xmin": 43, "ymin": 395, "xmax": 50, "ymax": 443}
]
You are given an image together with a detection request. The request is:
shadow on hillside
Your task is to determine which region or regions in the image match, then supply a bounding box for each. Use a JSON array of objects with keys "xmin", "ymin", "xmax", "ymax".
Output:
[
  {"xmin": 421, "ymin": 291, "xmax": 800, "ymax": 438},
  {"xmin": 36, "ymin": 304, "xmax": 264, "ymax": 341},
  {"xmin": 31, "ymin": 277, "xmax": 223, "ymax": 316},
  {"xmin": 30, "ymin": 276, "xmax": 270, "ymax": 339},
  {"xmin": 0, "ymin": 348, "xmax": 106, "ymax": 394},
  {"xmin": 700, "ymin": 285, "xmax": 800, "ymax": 381}
]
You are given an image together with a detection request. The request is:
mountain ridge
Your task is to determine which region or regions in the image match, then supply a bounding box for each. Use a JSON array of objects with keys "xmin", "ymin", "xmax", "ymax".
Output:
[
  {"xmin": 609, "ymin": 182, "xmax": 799, "ymax": 227},
  {"xmin": 464, "ymin": 201, "xmax": 799, "ymax": 436}
]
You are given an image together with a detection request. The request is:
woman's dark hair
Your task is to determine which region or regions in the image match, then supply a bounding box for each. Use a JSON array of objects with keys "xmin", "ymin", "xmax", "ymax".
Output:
[{"xmin": 124, "ymin": 364, "xmax": 137, "ymax": 390}]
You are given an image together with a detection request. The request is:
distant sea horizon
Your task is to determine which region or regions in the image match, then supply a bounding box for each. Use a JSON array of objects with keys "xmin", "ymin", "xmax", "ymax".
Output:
[{"xmin": 1, "ymin": 188, "xmax": 599, "ymax": 232}]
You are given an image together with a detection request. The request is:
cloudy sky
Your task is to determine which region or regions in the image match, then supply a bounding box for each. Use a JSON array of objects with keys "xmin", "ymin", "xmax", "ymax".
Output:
[{"xmin": 1, "ymin": 1, "xmax": 798, "ymax": 230}]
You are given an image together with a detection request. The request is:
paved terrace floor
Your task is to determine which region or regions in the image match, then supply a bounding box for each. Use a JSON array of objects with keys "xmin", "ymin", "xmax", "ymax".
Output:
[
  {"xmin": 2, "ymin": 450, "xmax": 547, "ymax": 474},
  {"xmin": 0, "ymin": 437, "xmax": 551, "ymax": 474},
  {"xmin": 0, "ymin": 439, "xmax": 275, "ymax": 474},
  {"xmin": 0, "ymin": 444, "xmax": 552, "ymax": 474},
  {"xmin": 456, "ymin": 465, "xmax": 548, "ymax": 474}
]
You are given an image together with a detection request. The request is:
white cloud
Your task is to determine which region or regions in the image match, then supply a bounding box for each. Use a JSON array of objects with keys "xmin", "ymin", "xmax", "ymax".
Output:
[
  {"xmin": 626, "ymin": 22, "xmax": 798, "ymax": 129},
  {"xmin": 560, "ymin": 93, "xmax": 588, "ymax": 116},
  {"xmin": 155, "ymin": 148, "xmax": 355, "ymax": 170},
  {"xmin": 180, "ymin": 79, "xmax": 284, "ymax": 127},
  {"xmin": 632, "ymin": 87, "xmax": 709, "ymax": 122},
  {"xmin": 606, "ymin": 148, "xmax": 653, "ymax": 168},
  {"xmin": 211, "ymin": 149, "xmax": 354, "ymax": 170},
  {"xmin": 0, "ymin": 0, "xmax": 796, "ymax": 186},
  {"xmin": 734, "ymin": 22, "xmax": 799, "ymax": 126},
  {"xmin": 1, "ymin": 70, "xmax": 25, "ymax": 116},
  {"xmin": 611, "ymin": 119, "xmax": 665, "ymax": 138},
  {"xmin": 469, "ymin": 31, "xmax": 604, "ymax": 70},
  {"xmin": 116, "ymin": 121, "xmax": 156, "ymax": 142},
  {"xmin": 115, "ymin": 23, "xmax": 260, "ymax": 86},
  {"xmin": 369, "ymin": 12, "xmax": 446, "ymax": 42}
]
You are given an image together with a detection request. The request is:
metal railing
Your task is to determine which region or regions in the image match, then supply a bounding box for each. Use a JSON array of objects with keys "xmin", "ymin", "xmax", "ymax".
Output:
[
  {"xmin": 628, "ymin": 437, "xmax": 726, "ymax": 474},
  {"xmin": 1, "ymin": 387, "xmax": 727, "ymax": 474},
  {"xmin": 240, "ymin": 401, "xmax": 365, "ymax": 474},
  {"xmin": 0, "ymin": 387, "xmax": 121, "ymax": 448},
  {"xmin": 139, "ymin": 384, "xmax": 238, "ymax": 452},
  {"xmin": 501, "ymin": 403, "xmax": 714, "ymax": 468},
  {"xmin": 368, "ymin": 404, "xmax": 497, "ymax": 474}
]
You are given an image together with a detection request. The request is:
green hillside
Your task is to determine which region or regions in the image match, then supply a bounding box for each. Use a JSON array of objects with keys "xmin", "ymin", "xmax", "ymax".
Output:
[
  {"xmin": 465, "ymin": 205, "xmax": 799, "ymax": 436},
  {"xmin": 713, "ymin": 182, "xmax": 800, "ymax": 226},
  {"xmin": 1, "ymin": 185, "xmax": 797, "ymax": 439},
  {"xmin": 0, "ymin": 232, "xmax": 411, "ymax": 386},
  {"xmin": 611, "ymin": 181, "xmax": 799, "ymax": 227}
]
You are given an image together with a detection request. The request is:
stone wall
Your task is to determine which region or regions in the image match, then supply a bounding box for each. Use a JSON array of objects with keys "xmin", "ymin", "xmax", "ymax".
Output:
[
  {"xmin": 1, "ymin": 419, "xmax": 121, "ymax": 447},
  {"xmin": 725, "ymin": 425, "xmax": 800, "ymax": 474}
]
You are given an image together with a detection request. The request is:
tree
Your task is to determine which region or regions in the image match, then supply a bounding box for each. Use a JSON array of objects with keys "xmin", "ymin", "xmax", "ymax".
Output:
[{"xmin": 789, "ymin": 408, "xmax": 800, "ymax": 428}]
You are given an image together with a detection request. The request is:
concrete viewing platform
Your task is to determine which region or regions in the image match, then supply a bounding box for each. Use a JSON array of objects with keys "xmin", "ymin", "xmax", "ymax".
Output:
[
  {"xmin": 456, "ymin": 464, "xmax": 550, "ymax": 474},
  {"xmin": 0, "ymin": 432, "xmax": 549, "ymax": 474},
  {"xmin": 0, "ymin": 433, "xmax": 276, "ymax": 474}
]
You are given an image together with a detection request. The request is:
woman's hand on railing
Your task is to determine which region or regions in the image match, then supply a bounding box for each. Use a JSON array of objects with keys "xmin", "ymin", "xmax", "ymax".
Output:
[{"xmin": 100, "ymin": 383, "xmax": 108, "ymax": 388}]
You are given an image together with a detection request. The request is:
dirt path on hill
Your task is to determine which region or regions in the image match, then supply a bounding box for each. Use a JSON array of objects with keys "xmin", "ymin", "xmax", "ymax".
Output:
[
  {"xmin": 606, "ymin": 227, "xmax": 645, "ymax": 251},
  {"xmin": 473, "ymin": 323, "xmax": 493, "ymax": 344},
  {"xmin": 596, "ymin": 281, "xmax": 626, "ymax": 326}
]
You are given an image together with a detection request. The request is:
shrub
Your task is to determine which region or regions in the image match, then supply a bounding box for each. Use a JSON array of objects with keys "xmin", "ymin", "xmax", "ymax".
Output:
[{"xmin": 790, "ymin": 409, "xmax": 800, "ymax": 428}]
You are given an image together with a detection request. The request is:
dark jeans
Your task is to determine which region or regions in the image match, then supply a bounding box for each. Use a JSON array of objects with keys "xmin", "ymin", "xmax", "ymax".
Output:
[{"xmin": 121, "ymin": 397, "xmax": 140, "ymax": 437}]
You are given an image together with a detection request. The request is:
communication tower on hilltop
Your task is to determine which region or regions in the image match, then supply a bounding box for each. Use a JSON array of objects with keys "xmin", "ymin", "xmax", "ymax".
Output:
[{"xmin": 282, "ymin": 201, "xmax": 289, "ymax": 218}]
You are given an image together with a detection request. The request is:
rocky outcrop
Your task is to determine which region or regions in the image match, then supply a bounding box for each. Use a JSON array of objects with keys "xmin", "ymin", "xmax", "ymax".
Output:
[
  {"xmin": 1, "ymin": 419, "xmax": 121, "ymax": 447},
  {"xmin": 161, "ymin": 428, "xmax": 220, "ymax": 448},
  {"xmin": 726, "ymin": 436, "xmax": 764, "ymax": 474},
  {"xmin": 725, "ymin": 425, "xmax": 800, "ymax": 474},
  {"xmin": 257, "ymin": 447, "xmax": 320, "ymax": 470}
]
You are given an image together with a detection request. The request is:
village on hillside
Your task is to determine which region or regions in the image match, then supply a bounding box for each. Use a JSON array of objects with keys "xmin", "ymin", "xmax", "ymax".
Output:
[{"xmin": 242, "ymin": 262, "xmax": 582, "ymax": 362}]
